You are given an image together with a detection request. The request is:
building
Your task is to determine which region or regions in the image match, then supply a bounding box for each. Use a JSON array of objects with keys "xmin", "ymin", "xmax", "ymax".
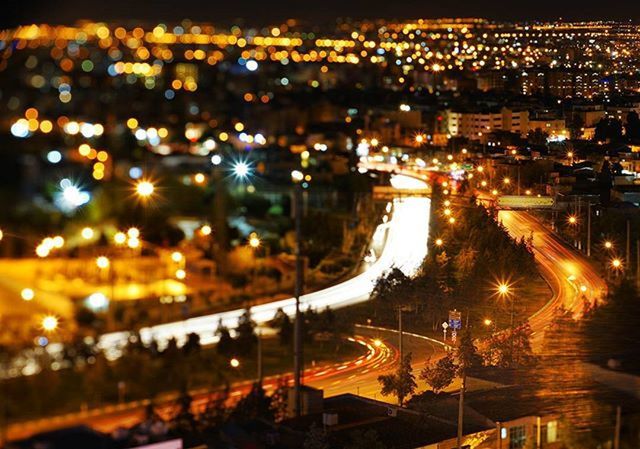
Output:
[{"xmin": 442, "ymin": 108, "xmax": 529, "ymax": 140}]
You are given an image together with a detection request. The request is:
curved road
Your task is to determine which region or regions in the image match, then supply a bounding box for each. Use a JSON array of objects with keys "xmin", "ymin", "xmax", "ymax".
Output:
[
  {"xmin": 98, "ymin": 174, "xmax": 431, "ymax": 355},
  {"xmin": 498, "ymin": 210, "xmax": 607, "ymax": 348},
  {"xmin": 6, "ymin": 175, "xmax": 433, "ymax": 440}
]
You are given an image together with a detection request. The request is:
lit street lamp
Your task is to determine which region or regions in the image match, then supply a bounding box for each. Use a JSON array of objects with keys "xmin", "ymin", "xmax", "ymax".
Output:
[
  {"xmin": 96, "ymin": 256, "xmax": 110, "ymax": 269},
  {"xmin": 135, "ymin": 180, "xmax": 155, "ymax": 198},
  {"xmin": 248, "ymin": 232, "xmax": 261, "ymax": 249},
  {"xmin": 81, "ymin": 227, "xmax": 94, "ymax": 240},
  {"xmin": 41, "ymin": 315, "xmax": 59, "ymax": 332},
  {"xmin": 21, "ymin": 288, "xmax": 35, "ymax": 301}
]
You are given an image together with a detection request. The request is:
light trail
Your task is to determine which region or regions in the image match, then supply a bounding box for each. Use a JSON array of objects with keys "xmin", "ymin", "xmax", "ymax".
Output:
[{"xmin": 98, "ymin": 174, "xmax": 431, "ymax": 354}]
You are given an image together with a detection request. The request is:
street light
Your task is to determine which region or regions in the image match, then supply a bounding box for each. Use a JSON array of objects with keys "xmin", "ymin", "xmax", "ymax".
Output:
[
  {"xmin": 41, "ymin": 315, "xmax": 59, "ymax": 332},
  {"xmin": 135, "ymin": 180, "xmax": 155, "ymax": 198},
  {"xmin": 248, "ymin": 232, "xmax": 261, "ymax": 248},
  {"xmin": 232, "ymin": 161, "xmax": 251, "ymax": 180},
  {"xmin": 171, "ymin": 251, "xmax": 184, "ymax": 263},
  {"xmin": 96, "ymin": 256, "xmax": 110, "ymax": 269},
  {"xmin": 81, "ymin": 227, "xmax": 95, "ymax": 240},
  {"xmin": 127, "ymin": 227, "xmax": 140, "ymax": 239},
  {"xmin": 611, "ymin": 258, "xmax": 622, "ymax": 269},
  {"xmin": 291, "ymin": 170, "xmax": 304, "ymax": 182},
  {"xmin": 200, "ymin": 225, "xmax": 212, "ymax": 236},
  {"xmin": 114, "ymin": 232, "xmax": 127, "ymax": 245},
  {"xmin": 483, "ymin": 318, "xmax": 493, "ymax": 326},
  {"xmin": 373, "ymin": 338, "xmax": 383, "ymax": 347},
  {"xmin": 568, "ymin": 215, "xmax": 578, "ymax": 225},
  {"xmin": 435, "ymin": 238, "xmax": 444, "ymax": 247},
  {"xmin": 604, "ymin": 240, "xmax": 614, "ymax": 250},
  {"xmin": 21, "ymin": 288, "xmax": 35, "ymax": 301},
  {"xmin": 230, "ymin": 357, "xmax": 240, "ymax": 368}
]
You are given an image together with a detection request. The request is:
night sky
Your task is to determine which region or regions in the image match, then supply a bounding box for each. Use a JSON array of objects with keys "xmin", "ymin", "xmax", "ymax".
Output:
[{"xmin": 2, "ymin": 0, "xmax": 640, "ymax": 28}]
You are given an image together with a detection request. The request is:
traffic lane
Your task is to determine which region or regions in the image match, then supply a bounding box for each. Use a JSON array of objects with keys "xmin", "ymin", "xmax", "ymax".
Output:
[
  {"xmin": 6, "ymin": 334, "xmax": 391, "ymax": 440},
  {"xmin": 315, "ymin": 325, "xmax": 445, "ymax": 401},
  {"xmin": 498, "ymin": 211, "xmax": 607, "ymax": 349}
]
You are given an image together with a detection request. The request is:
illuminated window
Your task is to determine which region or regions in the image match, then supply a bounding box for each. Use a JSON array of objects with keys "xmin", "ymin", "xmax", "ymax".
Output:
[
  {"xmin": 547, "ymin": 420, "xmax": 558, "ymax": 443},
  {"xmin": 509, "ymin": 425, "xmax": 526, "ymax": 449}
]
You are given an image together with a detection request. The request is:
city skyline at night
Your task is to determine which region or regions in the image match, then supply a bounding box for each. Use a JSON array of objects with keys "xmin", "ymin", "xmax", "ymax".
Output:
[{"xmin": 2, "ymin": 7, "xmax": 640, "ymax": 449}]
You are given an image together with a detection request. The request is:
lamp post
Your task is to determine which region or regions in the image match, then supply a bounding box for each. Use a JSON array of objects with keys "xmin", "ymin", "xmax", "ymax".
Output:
[{"xmin": 291, "ymin": 170, "xmax": 304, "ymax": 417}]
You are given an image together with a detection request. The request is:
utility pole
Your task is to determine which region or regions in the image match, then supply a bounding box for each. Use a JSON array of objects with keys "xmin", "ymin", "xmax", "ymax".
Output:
[
  {"xmin": 293, "ymin": 181, "xmax": 304, "ymax": 417},
  {"xmin": 614, "ymin": 405, "xmax": 621, "ymax": 449},
  {"xmin": 587, "ymin": 202, "xmax": 592, "ymax": 257},
  {"xmin": 626, "ymin": 220, "xmax": 631, "ymax": 279},
  {"xmin": 398, "ymin": 307, "xmax": 403, "ymax": 367},
  {"xmin": 517, "ymin": 164, "xmax": 521, "ymax": 196},
  {"xmin": 456, "ymin": 372, "xmax": 466, "ymax": 449},
  {"xmin": 636, "ymin": 240, "xmax": 640, "ymax": 290},
  {"xmin": 257, "ymin": 329, "xmax": 263, "ymax": 385}
]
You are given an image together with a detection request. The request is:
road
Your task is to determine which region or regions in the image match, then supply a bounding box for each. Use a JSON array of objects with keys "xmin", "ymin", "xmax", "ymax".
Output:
[
  {"xmin": 6, "ymin": 174, "xmax": 433, "ymax": 440},
  {"xmin": 97, "ymin": 174, "xmax": 431, "ymax": 355},
  {"xmin": 7, "ymin": 330, "xmax": 444, "ymax": 441},
  {"xmin": 498, "ymin": 210, "xmax": 607, "ymax": 348}
]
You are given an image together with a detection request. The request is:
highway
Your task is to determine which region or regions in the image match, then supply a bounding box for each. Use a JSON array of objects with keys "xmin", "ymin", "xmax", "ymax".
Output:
[
  {"xmin": 5, "ymin": 174, "xmax": 433, "ymax": 440},
  {"xmin": 498, "ymin": 210, "xmax": 607, "ymax": 348},
  {"xmin": 98, "ymin": 174, "xmax": 431, "ymax": 355}
]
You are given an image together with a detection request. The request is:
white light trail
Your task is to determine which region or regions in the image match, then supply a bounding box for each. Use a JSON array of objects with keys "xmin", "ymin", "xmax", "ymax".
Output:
[{"xmin": 98, "ymin": 175, "xmax": 430, "ymax": 355}]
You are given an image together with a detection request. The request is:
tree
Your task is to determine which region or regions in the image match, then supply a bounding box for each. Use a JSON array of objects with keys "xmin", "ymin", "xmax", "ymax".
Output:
[
  {"xmin": 216, "ymin": 319, "xmax": 235, "ymax": 358},
  {"xmin": 182, "ymin": 332, "xmax": 201, "ymax": 354},
  {"xmin": 235, "ymin": 309, "xmax": 257, "ymax": 356},
  {"xmin": 304, "ymin": 422, "xmax": 330, "ymax": 449},
  {"xmin": 230, "ymin": 382, "xmax": 274, "ymax": 422},
  {"xmin": 625, "ymin": 111, "xmax": 640, "ymax": 140},
  {"xmin": 583, "ymin": 281, "xmax": 640, "ymax": 369},
  {"xmin": 420, "ymin": 354, "xmax": 457, "ymax": 394},
  {"xmin": 457, "ymin": 328, "xmax": 482, "ymax": 371},
  {"xmin": 271, "ymin": 308, "xmax": 293, "ymax": 346},
  {"xmin": 594, "ymin": 117, "xmax": 623, "ymax": 142},
  {"xmin": 483, "ymin": 323, "xmax": 535, "ymax": 368},
  {"xmin": 378, "ymin": 353, "xmax": 417, "ymax": 406},
  {"xmin": 527, "ymin": 128, "xmax": 549, "ymax": 145},
  {"xmin": 345, "ymin": 429, "xmax": 386, "ymax": 449},
  {"xmin": 371, "ymin": 268, "xmax": 411, "ymax": 306}
]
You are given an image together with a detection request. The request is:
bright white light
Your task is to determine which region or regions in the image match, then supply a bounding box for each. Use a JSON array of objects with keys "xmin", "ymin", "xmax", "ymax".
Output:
[
  {"xmin": 86, "ymin": 292, "xmax": 109, "ymax": 311},
  {"xmin": 254, "ymin": 133, "xmax": 266, "ymax": 145},
  {"xmin": 11, "ymin": 121, "xmax": 30, "ymax": 138},
  {"xmin": 356, "ymin": 142, "xmax": 370, "ymax": 157},
  {"xmin": 135, "ymin": 129, "xmax": 147, "ymax": 140},
  {"xmin": 21, "ymin": 288, "xmax": 35, "ymax": 301},
  {"xmin": 81, "ymin": 227, "xmax": 94, "ymax": 239},
  {"xmin": 291, "ymin": 170, "xmax": 304, "ymax": 182},
  {"xmin": 80, "ymin": 123, "xmax": 95, "ymax": 138},
  {"xmin": 246, "ymin": 60, "xmax": 259, "ymax": 71},
  {"xmin": 211, "ymin": 154, "xmax": 222, "ymax": 165},
  {"xmin": 56, "ymin": 180, "xmax": 91, "ymax": 211},
  {"xmin": 47, "ymin": 150, "xmax": 62, "ymax": 164},
  {"xmin": 233, "ymin": 161, "xmax": 251, "ymax": 179},
  {"xmin": 204, "ymin": 138, "xmax": 216, "ymax": 151}
]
